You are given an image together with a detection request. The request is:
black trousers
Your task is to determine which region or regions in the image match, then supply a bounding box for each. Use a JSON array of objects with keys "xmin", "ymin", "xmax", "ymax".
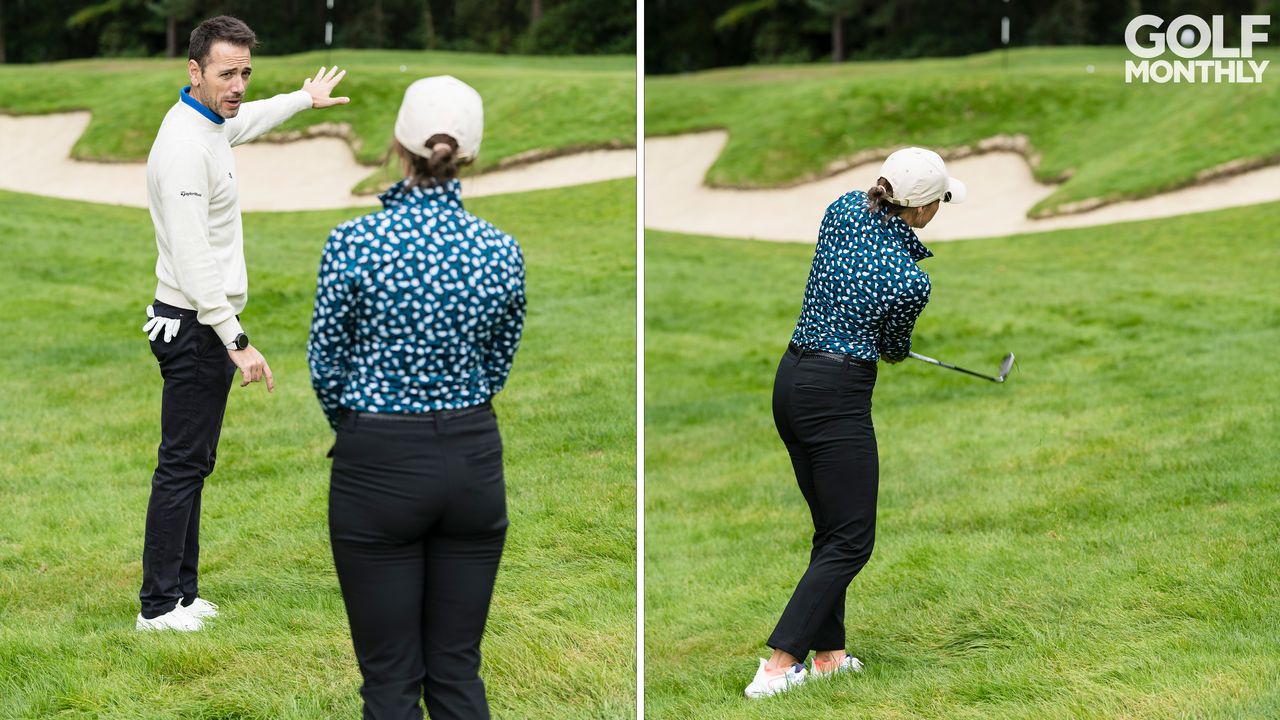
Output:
[
  {"xmin": 767, "ymin": 345, "xmax": 879, "ymax": 659},
  {"xmin": 330, "ymin": 404, "xmax": 508, "ymax": 720},
  {"xmin": 140, "ymin": 300, "xmax": 237, "ymax": 618}
]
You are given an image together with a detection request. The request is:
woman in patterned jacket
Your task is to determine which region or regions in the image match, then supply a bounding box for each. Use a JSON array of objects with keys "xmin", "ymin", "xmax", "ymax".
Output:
[
  {"xmin": 308, "ymin": 76, "xmax": 524, "ymax": 720},
  {"xmin": 744, "ymin": 148, "xmax": 966, "ymax": 699}
]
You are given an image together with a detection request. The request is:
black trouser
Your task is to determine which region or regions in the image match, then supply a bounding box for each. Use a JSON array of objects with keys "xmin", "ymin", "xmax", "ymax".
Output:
[
  {"xmin": 140, "ymin": 300, "xmax": 237, "ymax": 619},
  {"xmin": 767, "ymin": 344, "xmax": 879, "ymax": 660},
  {"xmin": 329, "ymin": 404, "xmax": 508, "ymax": 720}
]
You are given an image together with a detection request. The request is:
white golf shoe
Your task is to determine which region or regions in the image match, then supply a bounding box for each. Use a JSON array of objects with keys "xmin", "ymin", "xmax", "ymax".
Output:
[
  {"xmin": 811, "ymin": 653, "xmax": 864, "ymax": 678},
  {"xmin": 182, "ymin": 597, "xmax": 219, "ymax": 619},
  {"xmin": 135, "ymin": 604, "xmax": 203, "ymax": 632},
  {"xmin": 744, "ymin": 658, "xmax": 808, "ymax": 699}
]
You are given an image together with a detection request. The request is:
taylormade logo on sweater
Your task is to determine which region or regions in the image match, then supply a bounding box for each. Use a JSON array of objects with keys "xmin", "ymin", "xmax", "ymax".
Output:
[{"xmin": 1125, "ymin": 15, "xmax": 1270, "ymax": 83}]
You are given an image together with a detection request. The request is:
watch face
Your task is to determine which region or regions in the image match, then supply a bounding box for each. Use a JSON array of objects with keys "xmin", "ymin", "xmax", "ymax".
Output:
[{"xmin": 235, "ymin": 333, "xmax": 249, "ymax": 350}]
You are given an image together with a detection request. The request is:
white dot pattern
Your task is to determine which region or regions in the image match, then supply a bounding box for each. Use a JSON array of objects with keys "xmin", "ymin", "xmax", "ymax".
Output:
[
  {"xmin": 791, "ymin": 190, "xmax": 932, "ymax": 362},
  {"xmin": 307, "ymin": 179, "xmax": 525, "ymax": 428}
]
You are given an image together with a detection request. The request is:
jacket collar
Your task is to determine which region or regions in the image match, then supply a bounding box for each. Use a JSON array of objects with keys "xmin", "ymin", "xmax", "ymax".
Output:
[
  {"xmin": 885, "ymin": 212, "xmax": 934, "ymax": 261},
  {"xmin": 180, "ymin": 86, "xmax": 225, "ymax": 125},
  {"xmin": 379, "ymin": 179, "xmax": 464, "ymax": 211},
  {"xmin": 858, "ymin": 191, "xmax": 933, "ymax": 261}
]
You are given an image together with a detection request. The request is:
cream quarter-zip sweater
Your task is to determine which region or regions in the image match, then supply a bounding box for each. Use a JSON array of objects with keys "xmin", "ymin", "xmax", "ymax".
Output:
[{"xmin": 147, "ymin": 86, "xmax": 313, "ymax": 345}]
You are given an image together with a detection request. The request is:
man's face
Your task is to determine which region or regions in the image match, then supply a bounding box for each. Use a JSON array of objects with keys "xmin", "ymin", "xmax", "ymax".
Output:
[{"xmin": 188, "ymin": 41, "xmax": 252, "ymax": 118}]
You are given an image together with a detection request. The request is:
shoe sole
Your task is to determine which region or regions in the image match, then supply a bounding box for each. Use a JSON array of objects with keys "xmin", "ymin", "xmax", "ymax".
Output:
[{"xmin": 135, "ymin": 615, "xmax": 203, "ymax": 632}]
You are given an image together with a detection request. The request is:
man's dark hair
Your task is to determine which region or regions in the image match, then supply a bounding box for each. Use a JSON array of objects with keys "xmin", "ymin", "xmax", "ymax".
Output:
[{"xmin": 188, "ymin": 16, "xmax": 258, "ymax": 68}]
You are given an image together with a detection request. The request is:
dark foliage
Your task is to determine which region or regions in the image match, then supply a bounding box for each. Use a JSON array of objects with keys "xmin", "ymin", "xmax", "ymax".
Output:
[
  {"xmin": 646, "ymin": 0, "xmax": 1274, "ymax": 74},
  {"xmin": 0, "ymin": 0, "xmax": 634, "ymax": 63}
]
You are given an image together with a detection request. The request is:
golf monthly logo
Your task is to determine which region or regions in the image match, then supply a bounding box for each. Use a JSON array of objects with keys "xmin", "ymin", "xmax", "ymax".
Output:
[{"xmin": 1125, "ymin": 14, "xmax": 1270, "ymax": 83}]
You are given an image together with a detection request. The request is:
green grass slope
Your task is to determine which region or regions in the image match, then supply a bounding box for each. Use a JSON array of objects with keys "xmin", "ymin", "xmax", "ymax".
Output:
[
  {"xmin": 645, "ymin": 47, "xmax": 1280, "ymax": 216},
  {"xmin": 0, "ymin": 180, "xmax": 635, "ymax": 719},
  {"xmin": 0, "ymin": 50, "xmax": 635, "ymax": 193},
  {"xmin": 644, "ymin": 207, "xmax": 1280, "ymax": 718}
]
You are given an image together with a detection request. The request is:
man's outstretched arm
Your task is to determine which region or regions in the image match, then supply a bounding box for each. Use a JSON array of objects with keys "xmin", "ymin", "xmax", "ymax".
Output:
[{"xmin": 226, "ymin": 66, "xmax": 350, "ymax": 147}]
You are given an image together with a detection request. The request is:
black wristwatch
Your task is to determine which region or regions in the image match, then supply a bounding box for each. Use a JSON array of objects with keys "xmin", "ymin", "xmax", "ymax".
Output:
[{"xmin": 226, "ymin": 332, "xmax": 249, "ymax": 350}]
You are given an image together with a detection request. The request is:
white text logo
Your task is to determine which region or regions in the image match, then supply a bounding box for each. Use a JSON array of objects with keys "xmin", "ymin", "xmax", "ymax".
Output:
[{"xmin": 1125, "ymin": 15, "xmax": 1270, "ymax": 83}]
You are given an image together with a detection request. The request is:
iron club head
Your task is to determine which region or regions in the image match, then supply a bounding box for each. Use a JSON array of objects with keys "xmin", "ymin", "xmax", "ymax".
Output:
[{"xmin": 996, "ymin": 353, "xmax": 1015, "ymax": 382}]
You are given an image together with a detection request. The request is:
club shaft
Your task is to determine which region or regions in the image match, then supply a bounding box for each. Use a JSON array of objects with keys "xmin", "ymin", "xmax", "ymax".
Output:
[{"xmin": 908, "ymin": 352, "xmax": 1001, "ymax": 382}]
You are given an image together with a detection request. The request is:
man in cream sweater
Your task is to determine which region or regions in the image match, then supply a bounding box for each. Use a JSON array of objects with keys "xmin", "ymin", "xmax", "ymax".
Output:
[{"xmin": 137, "ymin": 15, "xmax": 350, "ymax": 631}]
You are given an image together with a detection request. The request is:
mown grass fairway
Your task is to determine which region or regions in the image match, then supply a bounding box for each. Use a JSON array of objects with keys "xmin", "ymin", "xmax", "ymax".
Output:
[
  {"xmin": 645, "ymin": 47, "xmax": 1280, "ymax": 215},
  {"xmin": 644, "ymin": 206, "xmax": 1280, "ymax": 718},
  {"xmin": 0, "ymin": 179, "xmax": 635, "ymax": 719},
  {"xmin": 0, "ymin": 50, "xmax": 634, "ymax": 191}
]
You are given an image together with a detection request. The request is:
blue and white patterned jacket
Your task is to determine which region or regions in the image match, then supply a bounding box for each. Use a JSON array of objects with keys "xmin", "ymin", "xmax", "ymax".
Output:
[
  {"xmin": 307, "ymin": 179, "xmax": 525, "ymax": 429},
  {"xmin": 790, "ymin": 190, "xmax": 932, "ymax": 362}
]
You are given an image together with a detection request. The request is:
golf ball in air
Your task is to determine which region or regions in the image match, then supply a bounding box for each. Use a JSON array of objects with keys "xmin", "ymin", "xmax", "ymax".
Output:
[
  {"xmin": 399, "ymin": 65, "xmax": 407, "ymax": 72},
  {"xmin": 1086, "ymin": 64, "xmax": 1095, "ymax": 73}
]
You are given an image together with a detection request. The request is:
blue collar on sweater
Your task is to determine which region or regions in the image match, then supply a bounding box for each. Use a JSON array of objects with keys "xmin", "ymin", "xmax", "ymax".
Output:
[{"xmin": 180, "ymin": 86, "xmax": 225, "ymax": 125}]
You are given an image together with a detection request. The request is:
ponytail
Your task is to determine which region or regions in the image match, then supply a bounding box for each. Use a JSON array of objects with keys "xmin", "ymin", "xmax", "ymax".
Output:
[
  {"xmin": 866, "ymin": 177, "xmax": 909, "ymax": 221},
  {"xmin": 392, "ymin": 133, "xmax": 466, "ymax": 189},
  {"xmin": 424, "ymin": 136, "xmax": 458, "ymax": 181}
]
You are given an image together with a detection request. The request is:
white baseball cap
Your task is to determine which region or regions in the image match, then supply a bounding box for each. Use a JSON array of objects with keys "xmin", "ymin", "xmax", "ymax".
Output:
[
  {"xmin": 879, "ymin": 147, "xmax": 966, "ymax": 207},
  {"xmin": 394, "ymin": 76, "xmax": 484, "ymax": 162}
]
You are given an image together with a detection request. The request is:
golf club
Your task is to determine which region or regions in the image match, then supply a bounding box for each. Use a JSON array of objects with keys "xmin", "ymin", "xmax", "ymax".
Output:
[{"xmin": 908, "ymin": 351, "xmax": 1015, "ymax": 383}]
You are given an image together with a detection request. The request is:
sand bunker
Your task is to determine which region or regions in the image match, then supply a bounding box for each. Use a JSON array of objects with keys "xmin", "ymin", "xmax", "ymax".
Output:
[
  {"xmin": 0, "ymin": 111, "xmax": 635, "ymax": 211},
  {"xmin": 645, "ymin": 130, "xmax": 1280, "ymax": 242}
]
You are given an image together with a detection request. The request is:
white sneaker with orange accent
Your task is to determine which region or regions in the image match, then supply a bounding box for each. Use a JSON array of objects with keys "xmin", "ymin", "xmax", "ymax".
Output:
[
  {"xmin": 811, "ymin": 653, "xmax": 864, "ymax": 678},
  {"xmin": 744, "ymin": 659, "xmax": 808, "ymax": 699}
]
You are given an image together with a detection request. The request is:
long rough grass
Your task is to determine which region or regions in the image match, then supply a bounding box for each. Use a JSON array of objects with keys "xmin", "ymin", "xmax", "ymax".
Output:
[
  {"xmin": 645, "ymin": 46, "xmax": 1280, "ymax": 215},
  {"xmin": 0, "ymin": 179, "xmax": 636, "ymax": 719},
  {"xmin": 644, "ymin": 203, "xmax": 1280, "ymax": 719}
]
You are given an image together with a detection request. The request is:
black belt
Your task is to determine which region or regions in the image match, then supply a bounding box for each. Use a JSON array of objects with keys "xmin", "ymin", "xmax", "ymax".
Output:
[
  {"xmin": 787, "ymin": 342, "xmax": 877, "ymax": 368},
  {"xmin": 348, "ymin": 401, "xmax": 492, "ymax": 423}
]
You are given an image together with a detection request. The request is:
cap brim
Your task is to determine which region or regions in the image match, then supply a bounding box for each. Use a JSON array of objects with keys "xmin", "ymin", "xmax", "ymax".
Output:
[{"xmin": 944, "ymin": 177, "xmax": 966, "ymax": 204}]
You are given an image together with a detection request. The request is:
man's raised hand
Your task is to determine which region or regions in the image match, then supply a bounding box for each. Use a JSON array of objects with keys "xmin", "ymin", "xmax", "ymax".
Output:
[{"xmin": 302, "ymin": 66, "xmax": 350, "ymax": 109}]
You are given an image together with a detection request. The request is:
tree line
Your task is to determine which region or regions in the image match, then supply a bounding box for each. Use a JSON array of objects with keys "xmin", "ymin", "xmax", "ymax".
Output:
[
  {"xmin": 0, "ymin": 0, "xmax": 635, "ymax": 63},
  {"xmin": 646, "ymin": 0, "xmax": 1276, "ymax": 74}
]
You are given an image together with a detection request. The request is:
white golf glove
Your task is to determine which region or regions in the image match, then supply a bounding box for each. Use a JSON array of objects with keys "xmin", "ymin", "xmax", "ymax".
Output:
[{"xmin": 143, "ymin": 305, "xmax": 181, "ymax": 343}]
